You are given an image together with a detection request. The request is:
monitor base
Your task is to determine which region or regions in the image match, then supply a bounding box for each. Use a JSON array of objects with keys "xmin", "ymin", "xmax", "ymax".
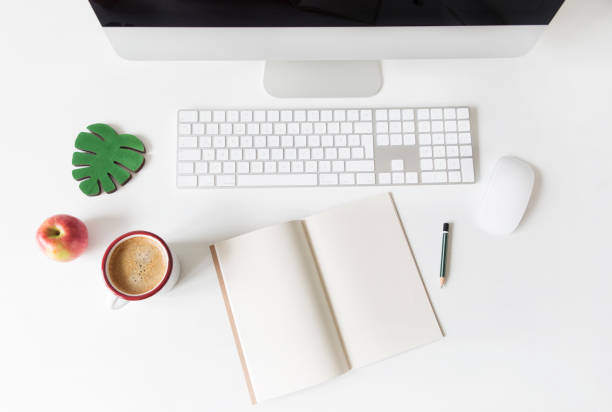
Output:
[{"xmin": 264, "ymin": 60, "xmax": 382, "ymax": 98}]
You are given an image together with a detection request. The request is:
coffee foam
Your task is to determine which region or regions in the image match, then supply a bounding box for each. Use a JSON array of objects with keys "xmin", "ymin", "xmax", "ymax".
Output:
[{"xmin": 107, "ymin": 236, "xmax": 168, "ymax": 295}]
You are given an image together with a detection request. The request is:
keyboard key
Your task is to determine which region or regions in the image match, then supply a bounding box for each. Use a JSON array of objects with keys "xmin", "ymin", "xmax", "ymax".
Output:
[
  {"xmin": 340, "ymin": 122, "xmax": 353, "ymax": 134},
  {"xmin": 320, "ymin": 110, "xmax": 333, "ymax": 121},
  {"xmin": 305, "ymin": 161, "xmax": 317, "ymax": 173},
  {"xmin": 420, "ymin": 146, "xmax": 433, "ymax": 157},
  {"xmin": 213, "ymin": 136, "xmax": 225, "ymax": 148},
  {"xmin": 257, "ymin": 148, "xmax": 270, "ymax": 160},
  {"xmin": 447, "ymin": 146, "xmax": 459, "ymax": 157},
  {"xmin": 459, "ymin": 132, "xmax": 472, "ymax": 144},
  {"xmin": 281, "ymin": 135, "xmax": 294, "ymax": 147},
  {"xmin": 333, "ymin": 110, "xmax": 346, "ymax": 121},
  {"xmin": 338, "ymin": 148, "xmax": 351, "ymax": 159},
  {"xmin": 295, "ymin": 135, "xmax": 307, "ymax": 147},
  {"xmin": 403, "ymin": 134, "xmax": 416, "ymax": 145},
  {"xmin": 418, "ymin": 121, "xmax": 431, "ymax": 132},
  {"xmin": 287, "ymin": 123, "xmax": 300, "ymax": 134},
  {"xmin": 356, "ymin": 173, "xmax": 375, "ymax": 185},
  {"xmin": 298, "ymin": 148, "xmax": 310, "ymax": 160},
  {"xmin": 202, "ymin": 149, "xmax": 215, "ymax": 160},
  {"xmin": 418, "ymin": 134, "xmax": 431, "ymax": 145},
  {"xmin": 320, "ymin": 173, "xmax": 338, "ymax": 185},
  {"xmin": 354, "ymin": 122, "xmax": 372, "ymax": 134},
  {"xmin": 216, "ymin": 175, "xmax": 236, "ymax": 187},
  {"xmin": 377, "ymin": 134, "xmax": 389, "ymax": 146},
  {"xmin": 227, "ymin": 136, "xmax": 239, "ymax": 148},
  {"xmin": 244, "ymin": 149, "xmax": 256, "ymax": 160},
  {"xmin": 334, "ymin": 135, "xmax": 347, "ymax": 146},
  {"xmin": 389, "ymin": 122, "xmax": 402, "ymax": 133},
  {"xmin": 278, "ymin": 161, "xmax": 290, "ymax": 173},
  {"xmin": 392, "ymin": 172, "xmax": 405, "ymax": 184},
  {"xmin": 460, "ymin": 145, "xmax": 473, "ymax": 157},
  {"xmin": 430, "ymin": 108, "xmax": 443, "ymax": 120},
  {"xmin": 405, "ymin": 172, "xmax": 418, "ymax": 184},
  {"xmin": 216, "ymin": 149, "xmax": 228, "ymax": 160},
  {"xmin": 240, "ymin": 136, "xmax": 253, "ymax": 147},
  {"xmin": 446, "ymin": 133, "xmax": 458, "ymax": 144},
  {"xmin": 254, "ymin": 136, "xmax": 266, "ymax": 147},
  {"xmin": 205, "ymin": 124, "xmax": 218, "ymax": 135},
  {"xmin": 433, "ymin": 171, "xmax": 448, "ymax": 183},
  {"xmin": 291, "ymin": 161, "xmax": 304, "ymax": 173},
  {"xmin": 375, "ymin": 109, "xmax": 387, "ymax": 120},
  {"xmin": 280, "ymin": 110, "xmax": 292, "ymax": 121},
  {"xmin": 376, "ymin": 122, "xmax": 389, "ymax": 133},
  {"xmin": 402, "ymin": 109, "xmax": 414, "ymax": 120},
  {"xmin": 192, "ymin": 123, "xmax": 205, "ymax": 135},
  {"xmin": 177, "ymin": 162, "xmax": 194, "ymax": 174},
  {"xmin": 434, "ymin": 159, "xmax": 447, "ymax": 170},
  {"xmin": 345, "ymin": 160, "xmax": 375, "ymax": 172},
  {"xmin": 390, "ymin": 134, "xmax": 402, "ymax": 146},
  {"xmin": 179, "ymin": 110, "xmax": 198, "ymax": 122},
  {"xmin": 447, "ymin": 158, "xmax": 460, "ymax": 170},
  {"xmin": 308, "ymin": 135, "xmax": 320, "ymax": 147},
  {"xmin": 432, "ymin": 133, "xmax": 445, "ymax": 145},
  {"xmin": 238, "ymin": 174, "xmax": 317, "ymax": 187},
  {"xmin": 285, "ymin": 148, "xmax": 297, "ymax": 160},
  {"xmin": 312, "ymin": 148, "xmax": 324, "ymax": 160},
  {"xmin": 237, "ymin": 162, "xmax": 249, "ymax": 173},
  {"xmin": 458, "ymin": 120, "xmax": 470, "ymax": 132},
  {"xmin": 300, "ymin": 123, "xmax": 313, "ymax": 134},
  {"xmin": 223, "ymin": 162, "xmax": 235, "ymax": 174},
  {"xmin": 267, "ymin": 110, "xmax": 280, "ymax": 122},
  {"xmin": 200, "ymin": 136, "xmax": 212, "ymax": 147},
  {"xmin": 253, "ymin": 110, "xmax": 266, "ymax": 121},
  {"xmin": 230, "ymin": 149, "xmax": 243, "ymax": 160},
  {"xmin": 264, "ymin": 161, "xmax": 276, "ymax": 173},
  {"xmin": 227, "ymin": 111, "xmax": 239, "ymax": 122},
  {"xmin": 321, "ymin": 135, "xmax": 333, "ymax": 147},
  {"xmin": 421, "ymin": 158, "xmax": 433, "ymax": 170},
  {"xmin": 431, "ymin": 121, "xmax": 444, "ymax": 132},
  {"xmin": 240, "ymin": 110, "xmax": 253, "ymax": 122},
  {"xmin": 391, "ymin": 159, "xmax": 404, "ymax": 171},
  {"xmin": 209, "ymin": 162, "xmax": 222, "ymax": 174},
  {"xmin": 338, "ymin": 173, "xmax": 354, "ymax": 185},
  {"xmin": 457, "ymin": 107, "xmax": 469, "ymax": 119},
  {"xmin": 351, "ymin": 147, "xmax": 365, "ymax": 159},
  {"xmin": 178, "ymin": 149, "xmax": 201, "ymax": 161},
  {"xmin": 213, "ymin": 111, "xmax": 225, "ymax": 122},
  {"xmin": 433, "ymin": 146, "xmax": 446, "ymax": 157},
  {"xmin": 199, "ymin": 110, "xmax": 212, "ymax": 122},
  {"xmin": 347, "ymin": 110, "xmax": 359, "ymax": 121},
  {"xmin": 195, "ymin": 162, "xmax": 207, "ymax": 174},
  {"xmin": 198, "ymin": 175, "xmax": 215, "ymax": 187},
  {"xmin": 348, "ymin": 134, "xmax": 360, "ymax": 146},
  {"xmin": 388, "ymin": 109, "xmax": 401, "ymax": 121},
  {"xmin": 294, "ymin": 110, "xmax": 306, "ymax": 121},
  {"xmin": 444, "ymin": 120, "xmax": 457, "ymax": 132},
  {"xmin": 378, "ymin": 172, "xmax": 391, "ymax": 184},
  {"xmin": 332, "ymin": 161, "xmax": 345, "ymax": 172},
  {"xmin": 319, "ymin": 161, "xmax": 331, "ymax": 172},
  {"xmin": 178, "ymin": 124, "xmax": 191, "ymax": 135},
  {"xmin": 327, "ymin": 122, "xmax": 340, "ymax": 134},
  {"xmin": 360, "ymin": 109, "xmax": 372, "ymax": 121},
  {"xmin": 178, "ymin": 136, "xmax": 198, "ymax": 148},
  {"xmin": 177, "ymin": 175, "xmax": 197, "ymax": 187},
  {"xmin": 324, "ymin": 148, "xmax": 337, "ymax": 159},
  {"xmin": 273, "ymin": 123, "xmax": 286, "ymax": 134},
  {"xmin": 449, "ymin": 171, "xmax": 461, "ymax": 183},
  {"xmin": 260, "ymin": 123, "xmax": 273, "ymax": 134},
  {"xmin": 417, "ymin": 108, "xmax": 429, "ymax": 119},
  {"xmin": 307, "ymin": 110, "xmax": 319, "ymax": 122},
  {"xmin": 444, "ymin": 108, "xmax": 456, "ymax": 119},
  {"xmin": 267, "ymin": 135, "xmax": 280, "ymax": 147},
  {"xmin": 271, "ymin": 148, "xmax": 283, "ymax": 160},
  {"xmin": 461, "ymin": 158, "xmax": 475, "ymax": 182},
  {"xmin": 251, "ymin": 161, "xmax": 263, "ymax": 173},
  {"xmin": 314, "ymin": 122, "xmax": 326, "ymax": 134}
]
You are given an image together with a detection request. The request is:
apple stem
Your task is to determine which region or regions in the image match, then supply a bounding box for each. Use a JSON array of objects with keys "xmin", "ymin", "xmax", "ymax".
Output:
[{"xmin": 46, "ymin": 228, "xmax": 62, "ymax": 238}]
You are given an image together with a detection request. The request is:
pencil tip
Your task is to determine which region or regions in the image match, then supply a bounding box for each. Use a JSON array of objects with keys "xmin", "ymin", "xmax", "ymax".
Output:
[{"xmin": 440, "ymin": 277, "xmax": 446, "ymax": 288}]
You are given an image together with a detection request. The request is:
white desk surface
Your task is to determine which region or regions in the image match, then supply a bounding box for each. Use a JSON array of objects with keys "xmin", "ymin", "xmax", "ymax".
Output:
[{"xmin": 1, "ymin": 0, "xmax": 611, "ymax": 411}]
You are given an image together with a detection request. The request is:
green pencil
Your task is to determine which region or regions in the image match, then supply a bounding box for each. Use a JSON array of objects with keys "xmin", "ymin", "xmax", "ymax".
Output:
[{"xmin": 440, "ymin": 223, "xmax": 449, "ymax": 287}]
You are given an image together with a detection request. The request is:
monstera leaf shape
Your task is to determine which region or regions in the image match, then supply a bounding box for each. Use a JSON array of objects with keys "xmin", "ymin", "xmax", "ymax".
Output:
[{"xmin": 72, "ymin": 124, "xmax": 146, "ymax": 196}]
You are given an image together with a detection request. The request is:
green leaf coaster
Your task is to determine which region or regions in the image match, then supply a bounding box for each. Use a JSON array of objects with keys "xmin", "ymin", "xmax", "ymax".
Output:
[{"xmin": 72, "ymin": 124, "xmax": 146, "ymax": 196}]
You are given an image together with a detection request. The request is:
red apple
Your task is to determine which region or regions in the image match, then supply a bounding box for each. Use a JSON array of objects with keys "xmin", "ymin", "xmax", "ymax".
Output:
[{"xmin": 36, "ymin": 214, "xmax": 88, "ymax": 262}]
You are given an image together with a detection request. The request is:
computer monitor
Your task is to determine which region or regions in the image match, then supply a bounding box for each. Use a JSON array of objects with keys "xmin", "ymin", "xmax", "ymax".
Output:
[{"xmin": 89, "ymin": 0, "xmax": 565, "ymax": 97}]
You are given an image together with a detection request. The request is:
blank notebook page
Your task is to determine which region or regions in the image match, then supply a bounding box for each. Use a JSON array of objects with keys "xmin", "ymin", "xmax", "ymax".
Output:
[
  {"xmin": 214, "ymin": 221, "xmax": 349, "ymax": 402},
  {"xmin": 304, "ymin": 193, "xmax": 442, "ymax": 369}
]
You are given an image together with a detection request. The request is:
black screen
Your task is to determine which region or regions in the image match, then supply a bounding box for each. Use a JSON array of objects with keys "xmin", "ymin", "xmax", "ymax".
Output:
[{"xmin": 90, "ymin": 0, "xmax": 565, "ymax": 27}]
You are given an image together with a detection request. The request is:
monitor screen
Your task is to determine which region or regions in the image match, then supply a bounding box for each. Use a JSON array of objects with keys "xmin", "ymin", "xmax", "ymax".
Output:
[{"xmin": 90, "ymin": 0, "xmax": 565, "ymax": 27}]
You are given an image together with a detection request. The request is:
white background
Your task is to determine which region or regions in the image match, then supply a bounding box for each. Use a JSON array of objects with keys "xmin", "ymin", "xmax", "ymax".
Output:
[{"xmin": 1, "ymin": 0, "xmax": 611, "ymax": 411}]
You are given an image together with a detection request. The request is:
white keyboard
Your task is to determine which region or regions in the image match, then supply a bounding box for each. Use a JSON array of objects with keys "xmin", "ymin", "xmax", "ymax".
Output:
[{"xmin": 176, "ymin": 107, "xmax": 475, "ymax": 188}]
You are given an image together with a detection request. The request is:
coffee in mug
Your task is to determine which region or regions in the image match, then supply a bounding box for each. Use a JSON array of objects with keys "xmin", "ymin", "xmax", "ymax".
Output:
[{"xmin": 102, "ymin": 231, "xmax": 180, "ymax": 309}]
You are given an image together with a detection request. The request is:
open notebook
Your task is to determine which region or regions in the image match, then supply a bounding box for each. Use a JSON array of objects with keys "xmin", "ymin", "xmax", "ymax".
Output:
[{"xmin": 210, "ymin": 193, "xmax": 442, "ymax": 403}]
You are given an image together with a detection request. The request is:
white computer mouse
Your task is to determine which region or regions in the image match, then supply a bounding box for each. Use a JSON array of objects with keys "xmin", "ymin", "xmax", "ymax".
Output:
[{"xmin": 476, "ymin": 156, "xmax": 535, "ymax": 235}]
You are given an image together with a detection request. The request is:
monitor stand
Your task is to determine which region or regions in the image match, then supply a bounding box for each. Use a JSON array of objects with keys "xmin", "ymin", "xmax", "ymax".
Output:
[{"xmin": 263, "ymin": 60, "xmax": 382, "ymax": 98}]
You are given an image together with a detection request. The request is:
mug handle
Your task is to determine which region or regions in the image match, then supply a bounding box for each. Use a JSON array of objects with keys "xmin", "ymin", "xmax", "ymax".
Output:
[{"xmin": 110, "ymin": 295, "xmax": 129, "ymax": 310}]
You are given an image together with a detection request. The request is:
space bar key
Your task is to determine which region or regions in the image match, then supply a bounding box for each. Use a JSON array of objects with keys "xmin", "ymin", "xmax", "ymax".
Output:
[{"xmin": 237, "ymin": 174, "xmax": 318, "ymax": 187}]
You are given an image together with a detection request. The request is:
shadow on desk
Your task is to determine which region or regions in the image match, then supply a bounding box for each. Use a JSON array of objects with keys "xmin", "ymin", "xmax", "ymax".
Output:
[{"xmin": 171, "ymin": 240, "xmax": 214, "ymax": 290}]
